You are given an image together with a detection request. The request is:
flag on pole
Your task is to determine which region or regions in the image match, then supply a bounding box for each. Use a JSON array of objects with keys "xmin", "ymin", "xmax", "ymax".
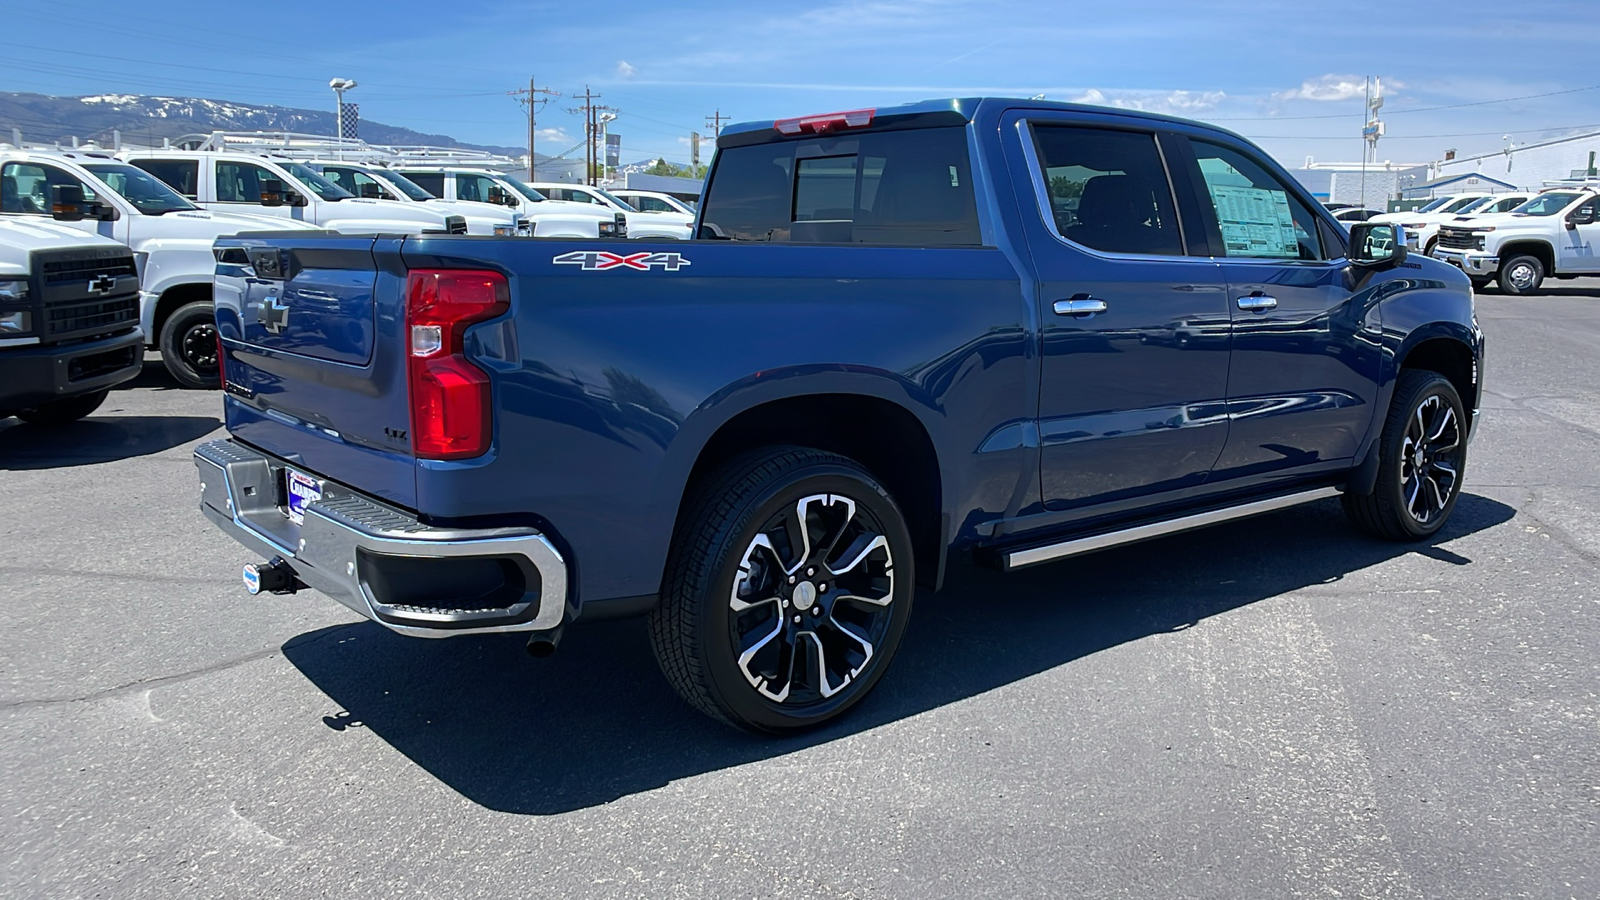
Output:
[{"xmin": 339, "ymin": 104, "xmax": 360, "ymax": 140}]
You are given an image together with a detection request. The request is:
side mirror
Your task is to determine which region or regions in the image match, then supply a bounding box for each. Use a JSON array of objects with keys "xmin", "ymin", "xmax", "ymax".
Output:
[
  {"xmin": 50, "ymin": 183, "xmax": 86, "ymax": 221},
  {"xmin": 1567, "ymin": 207, "xmax": 1596, "ymax": 228},
  {"xmin": 259, "ymin": 179, "xmax": 286, "ymax": 208},
  {"xmin": 487, "ymin": 186, "xmax": 512, "ymax": 206},
  {"xmin": 358, "ymin": 183, "xmax": 385, "ymax": 199},
  {"xmin": 1349, "ymin": 222, "xmax": 1407, "ymax": 269}
]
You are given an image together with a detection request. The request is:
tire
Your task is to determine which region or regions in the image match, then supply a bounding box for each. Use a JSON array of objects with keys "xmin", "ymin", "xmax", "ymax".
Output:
[
  {"xmin": 1497, "ymin": 254, "xmax": 1545, "ymax": 296},
  {"xmin": 158, "ymin": 300, "xmax": 220, "ymax": 389},
  {"xmin": 16, "ymin": 390, "xmax": 108, "ymax": 425},
  {"xmin": 1423, "ymin": 237, "xmax": 1438, "ymax": 257},
  {"xmin": 649, "ymin": 446, "xmax": 915, "ymax": 734},
  {"xmin": 1343, "ymin": 370, "xmax": 1467, "ymax": 541}
]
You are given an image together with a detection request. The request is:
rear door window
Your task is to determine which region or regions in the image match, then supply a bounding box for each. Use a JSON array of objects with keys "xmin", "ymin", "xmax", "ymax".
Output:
[
  {"xmin": 401, "ymin": 172, "xmax": 445, "ymax": 197},
  {"xmin": 128, "ymin": 158, "xmax": 199, "ymax": 199},
  {"xmin": 1030, "ymin": 125, "xmax": 1183, "ymax": 256},
  {"xmin": 698, "ymin": 125, "xmax": 980, "ymax": 245}
]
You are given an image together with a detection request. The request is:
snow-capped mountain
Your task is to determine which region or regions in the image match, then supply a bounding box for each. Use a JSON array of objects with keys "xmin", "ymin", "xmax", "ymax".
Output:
[{"xmin": 0, "ymin": 92, "xmax": 522, "ymax": 156}]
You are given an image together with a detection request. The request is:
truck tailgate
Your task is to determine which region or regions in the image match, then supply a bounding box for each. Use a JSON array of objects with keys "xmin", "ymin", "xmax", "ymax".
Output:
[{"xmin": 214, "ymin": 233, "xmax": 418, "ymax": 509}]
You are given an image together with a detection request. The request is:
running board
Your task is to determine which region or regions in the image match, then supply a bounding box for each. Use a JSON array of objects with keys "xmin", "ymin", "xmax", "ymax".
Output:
[{"xmin": 1002, "ymin": 486, "xmax": 1342, "ymax": 570}]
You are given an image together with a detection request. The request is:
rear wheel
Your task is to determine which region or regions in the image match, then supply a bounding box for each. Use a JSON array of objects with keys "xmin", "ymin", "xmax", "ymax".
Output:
[
  {"xmin": 649, "ymin": 447, "xmax": 914, "ymax": 733},
  {"xmin": 1343, "ymin": 370, "xmax": 1466, "ymax": 541},
  {"xmin": 158, "ymin": 301, "xmax": 220, "ymax": 389},
  {"xmin": 16, "ymin": 390, "xmax": 108, "ymax": 425},
  {"xmin": 1497, "ymin": 254, "xmax": 1545, "ymax": 296}
]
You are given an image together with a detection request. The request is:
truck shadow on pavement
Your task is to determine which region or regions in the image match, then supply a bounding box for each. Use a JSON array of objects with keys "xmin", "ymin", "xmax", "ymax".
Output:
[
  {"xmin": 0, "ymin": 415, "xmax": 220, "ymax": 469},
  {"xmin": 283, "ymin": 492, "xmax": 1514, "ymax": 816}
]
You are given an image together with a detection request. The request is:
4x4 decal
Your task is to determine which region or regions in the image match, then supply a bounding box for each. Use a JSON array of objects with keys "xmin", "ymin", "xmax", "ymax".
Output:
[{"xmin": 553, "ymin": 250, "xmax": 691, "ymax": 271}]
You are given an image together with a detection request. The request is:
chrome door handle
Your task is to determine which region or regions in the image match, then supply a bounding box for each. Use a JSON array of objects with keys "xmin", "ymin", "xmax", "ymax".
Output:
[
  {"xmin": 1236, "ymin": 295, "xmax": 1278, "ymax": 311},
  {"xmin": 1053, "ymin": 297, "xmax": 1108, "ymax": 316}
]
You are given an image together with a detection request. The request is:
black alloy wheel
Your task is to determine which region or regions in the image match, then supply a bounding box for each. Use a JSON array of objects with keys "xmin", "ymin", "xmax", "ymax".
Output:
[
  {"xmin": 158, "ymin": 300, "xmax": 221, "ymax": 390},
  {"xmin": 1344, "ymin": 369, "xmax": 1467, "ymax": 540},
  {"xmin": 650, "ymin": 447, "xmax": 914, "ymax": 733}
]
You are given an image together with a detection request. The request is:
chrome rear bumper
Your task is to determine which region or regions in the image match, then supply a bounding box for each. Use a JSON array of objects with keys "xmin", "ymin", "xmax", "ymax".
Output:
[{"xmin": 194, "ymin": 439, "xmax": 569, "ymax": 637}]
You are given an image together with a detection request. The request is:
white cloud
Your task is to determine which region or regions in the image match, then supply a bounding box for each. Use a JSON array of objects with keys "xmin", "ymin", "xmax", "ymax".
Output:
[
  {"xmin": 537, "ymin": 127, "xmax": 571, "ymax": 143},
  {"xmin": 1272, "ymin": 74, "xmax": 1399, "ymax": 103},
  {"xmin": 616, "ymin": 60, "xmax": 637, "ymax": 78},
  {"xmin": 1067, "ymin": 88, "xmax": 1227, "ymax": 115}
]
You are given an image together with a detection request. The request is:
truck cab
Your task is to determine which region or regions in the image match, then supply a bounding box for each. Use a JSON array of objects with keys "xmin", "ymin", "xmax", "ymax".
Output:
[
  {"xmin": 1434, "ymin": 187, "xmax": 1600, "ymax": 293},
  {"xmin": 391, "ymin": 166, "xmax": 625, "ymax": 239},
  {"xmin": 526, "ymin": 181, "xmax": 693, "ymax": 240},
  {"xmin": 608, "ymin": 189, "xmax": 697, "ymax": 216},
  {"xmin": 307, "ymin": 162, "xmax": 526, "ymax": 236},
  {"xmin": 0, "ymin": 218, "xmax": 143, "ymax": 423},
  {"xmin": 121, "ymin": 151, "xmax": 466, "ymax": 237},
  {"xmin": 0, "ymin": 147, "xmax": 323, "ymax": 387}
]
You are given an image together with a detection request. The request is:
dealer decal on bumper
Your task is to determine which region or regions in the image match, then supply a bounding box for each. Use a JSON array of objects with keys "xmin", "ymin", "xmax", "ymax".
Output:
[{"xmin": 553, "ymin": 251, "xmax": 691, "ymax": 271}]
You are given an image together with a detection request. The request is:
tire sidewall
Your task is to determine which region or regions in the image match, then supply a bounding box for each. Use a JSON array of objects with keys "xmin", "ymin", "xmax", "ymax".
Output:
[
  {"xmin": 1498, "ymin": 255, "xmax": 1544, "ymax": 296},
  {"xmin": 696, "ymin": 462, "xmax": 915, "ymax": 733},
  {"xmin": 159, "ymin": 302, "xmax": 220, "ymax": 390},
  {"xmin": 1379, "ymin": 374, "xmax": 1466, "ymax": 539}
]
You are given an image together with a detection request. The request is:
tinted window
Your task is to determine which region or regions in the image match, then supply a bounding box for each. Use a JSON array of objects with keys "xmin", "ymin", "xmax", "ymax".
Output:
[
  {"xmin": 633, "ymin": 195, "xmax": 672, "ymax": 212},
  {"xmin": 1190, "ymin": 140, "xmax": 1325, "ymax": 260},
  {"xmin": 401, "ymin": 172, "xmax": 446, "ymax": 197},
  {"xmin": 2, "ymin": 162, "xmax": 95, "ymax": 214},
  {"xmin": 456, "ymin": 173, "xmax": 501, "ymax": 203},
  {"xmin": 699, "ymin": 126, "xmax": 979, "ymax": 245},
  {"xmin": 215, "ymin": 161, "xmax": 284, "ymax": 203},
  {"xmin": 82, "ymin": 163, "xmax": 195, "ymax": 214},
  {"xmin": 1031, "ymin": 126, "xmax": 1181, "ymax": 256},
  {"xmin": 129, "ymin": 158, "xmax": 199, "ymax": 198}
]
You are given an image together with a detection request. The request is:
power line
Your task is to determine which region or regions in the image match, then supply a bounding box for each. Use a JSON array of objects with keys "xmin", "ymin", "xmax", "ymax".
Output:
[
  {"xmin": 705, "ymin": 109, "xmax": 730, "ymax": 138},
  {"xmin": 1211, "ymin": 83, "xmax": 1600, "ymax": 121},
  {"xmin": 509, "ymin": 77, "xmax": 560, "ymax": 177}
]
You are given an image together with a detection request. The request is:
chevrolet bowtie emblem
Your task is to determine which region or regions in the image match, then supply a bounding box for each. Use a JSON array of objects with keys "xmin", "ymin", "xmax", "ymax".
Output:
[
  {"xmin": 88, "ymin": 274, "xmax": 116, "ymax": 295},
  {"xmin": 258, "ymin": 295, "xmax": 290, "ymax": 334}
]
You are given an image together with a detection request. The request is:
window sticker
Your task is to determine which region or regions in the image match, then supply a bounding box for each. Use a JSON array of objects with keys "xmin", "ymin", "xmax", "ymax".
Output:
[{"xmin": 1208, "ymin": 184, "xmax": 1299, "ymax": 257}]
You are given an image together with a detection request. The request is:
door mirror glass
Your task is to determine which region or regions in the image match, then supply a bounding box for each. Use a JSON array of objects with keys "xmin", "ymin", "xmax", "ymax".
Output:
[
  {"xmin": 1349, "ymin": 222, "xmax": 1406, "ymax": 268},
  {"xmin": 1567, "ymin": 205, "xmax": 1596, "ymax": 227},
  {"xmin": 358, "ymin": 182, "xmax": 385, "ymax": 199},
  {"xmin": 487, "ymin": 185, "xmax": 511, "ymax": 206},
  {"xmin": 259, "ymin": 178, "xmax": 286, "ymax": 207}
]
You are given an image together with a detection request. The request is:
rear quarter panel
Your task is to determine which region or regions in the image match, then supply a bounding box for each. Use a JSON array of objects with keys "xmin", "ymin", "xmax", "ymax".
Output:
[{"xmin": 400, "ymin": 237, "xmax": 1030, "ymax": 604}]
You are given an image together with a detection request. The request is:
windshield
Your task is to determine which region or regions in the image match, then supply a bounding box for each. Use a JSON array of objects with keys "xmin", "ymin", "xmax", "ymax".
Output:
[
  {"xmin": 1511, "ymin": 192, "xmax": 1583, "ymax": 216},
  {"xmin": 279, "ymin": 162, "xmax": 354, "ymax": 200},
  {"xmin": 80, "ymin": 163, "xmax": 196, "ymax": 214},
  {"xmin": 1416, "ymin": 197, "xmax": 1452, "ymax": 213},
  {"xmin": 1456, "ymin": 197, "xmax": 1496, "ymax": 213},
  {"xmin": 498, "ymin": 177, "xmax": 548, "ymax": 203},
  {"xmin": 1442, "ymin": 196, "xmax": 1482, "ymax": 213},
  {"xmin": 596, "ymin": 188, "xmax": 638, "ymax": 212},
  {"xmin": 371, "ymin": 169, "xmax": 434, "ymax": 201}
]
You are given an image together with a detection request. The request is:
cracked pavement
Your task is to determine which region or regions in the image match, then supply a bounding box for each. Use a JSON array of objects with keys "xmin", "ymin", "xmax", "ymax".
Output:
[{"xmin": 2, "ymin": 281, "xmax": 1597, "ymax": 898}]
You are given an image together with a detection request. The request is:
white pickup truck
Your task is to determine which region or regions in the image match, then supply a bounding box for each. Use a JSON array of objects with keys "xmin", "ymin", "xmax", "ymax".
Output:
[
  {"xmin": 392, "ymin": 167, "xmax": 626, "ymax": 239},
  {"xmin": 527, "ymin": 181, "xmax": 694, "ymax": 240},
  {"xmin": 1, "ymin": 148, "xmax": 323, "ymax": 387},
  {"xmin": 1433, "ymin": 187, "xmax": 1600, "ymax": 294},
  {"xmin": 121, "ymin": 151, "xmax": 467, "ymax": 237},
  {"xmin": 304, "ymin": 162, "xmax": 526, "ymax": 236},
  {"xmin": 608, "ymin": 189, "xmax": 697, "ymax": 216},
  {"xmin": 0, "ymin": 218, "xmax": 143, "ymax": 423}
]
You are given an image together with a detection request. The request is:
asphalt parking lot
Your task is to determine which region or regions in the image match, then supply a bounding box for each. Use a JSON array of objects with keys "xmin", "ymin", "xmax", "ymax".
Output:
[{"xmin": 3, "ymin": 279, "xmax": 1597, "ymax": 899}]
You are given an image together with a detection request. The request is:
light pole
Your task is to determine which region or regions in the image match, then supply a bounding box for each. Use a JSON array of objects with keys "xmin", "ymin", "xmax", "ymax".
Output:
[
  {"xmin": 329, "ymin": 77, "xmax": 357, "ymax": 159},
  {"xmin": 598, "ymin": 112, "xmax": 617, "ymax": 184}
]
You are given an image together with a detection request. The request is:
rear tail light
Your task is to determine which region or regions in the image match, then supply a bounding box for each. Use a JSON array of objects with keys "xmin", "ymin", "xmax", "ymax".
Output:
[
  {"xmin": 405, "ymin": 269, "xmax": 510, "ymax": 460},
  {"xmin": 774, "ymin": 108, "xmax": 875, "ymax": 135}
]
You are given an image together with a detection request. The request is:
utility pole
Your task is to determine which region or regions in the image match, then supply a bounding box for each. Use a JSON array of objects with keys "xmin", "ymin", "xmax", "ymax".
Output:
[
  {"xmin": 568, "ymin": 87, "xmax": 616, "ymax": 185},
  {"xmin": 510, "ymin": 76, "xmax": 560, "ymax": 180},
  {"xmin": 705, "ymin": 109, "xmax": 729, "ymax": 139}
]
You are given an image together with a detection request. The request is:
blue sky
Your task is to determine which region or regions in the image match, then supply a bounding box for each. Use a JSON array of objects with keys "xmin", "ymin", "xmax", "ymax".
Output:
[{"xmin": 5, "ymin": 0, "xmax": 1595, "ymax": 169}]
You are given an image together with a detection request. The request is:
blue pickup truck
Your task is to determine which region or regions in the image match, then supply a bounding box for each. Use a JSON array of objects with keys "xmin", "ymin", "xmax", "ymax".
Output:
[{"xmin": 197, "ymin": 98, "xmax": 1482, "ymax": 732}]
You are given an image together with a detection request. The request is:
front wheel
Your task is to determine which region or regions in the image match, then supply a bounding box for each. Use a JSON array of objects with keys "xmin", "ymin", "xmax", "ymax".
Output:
[
  {"xmin": 649, "ymin": 447, "xmax": 914, "ymax": 733},
  {"xmin": 158, "ymin": 301, "xmax": 220, "ymax": 390},
  {"xmin": 15, "ymin": 390, "xmax": 108, "ymax": 425},
  {"xmin": 1497, "ymin": 254, "xmax": 1545, "ymax": 296},
  {"xmin": 1343, "ymin": 370, "xmax": 1467, "ymax": 541}
]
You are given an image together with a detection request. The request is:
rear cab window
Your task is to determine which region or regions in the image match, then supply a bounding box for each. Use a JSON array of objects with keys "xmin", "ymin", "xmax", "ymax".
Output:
[
  {"xmin": 400, "ymin": 172, "xmax": 446, "ymax": 197},
  {"xmin": 699, "ymin": 125, "xmax": 981, "ymax": 246}
]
